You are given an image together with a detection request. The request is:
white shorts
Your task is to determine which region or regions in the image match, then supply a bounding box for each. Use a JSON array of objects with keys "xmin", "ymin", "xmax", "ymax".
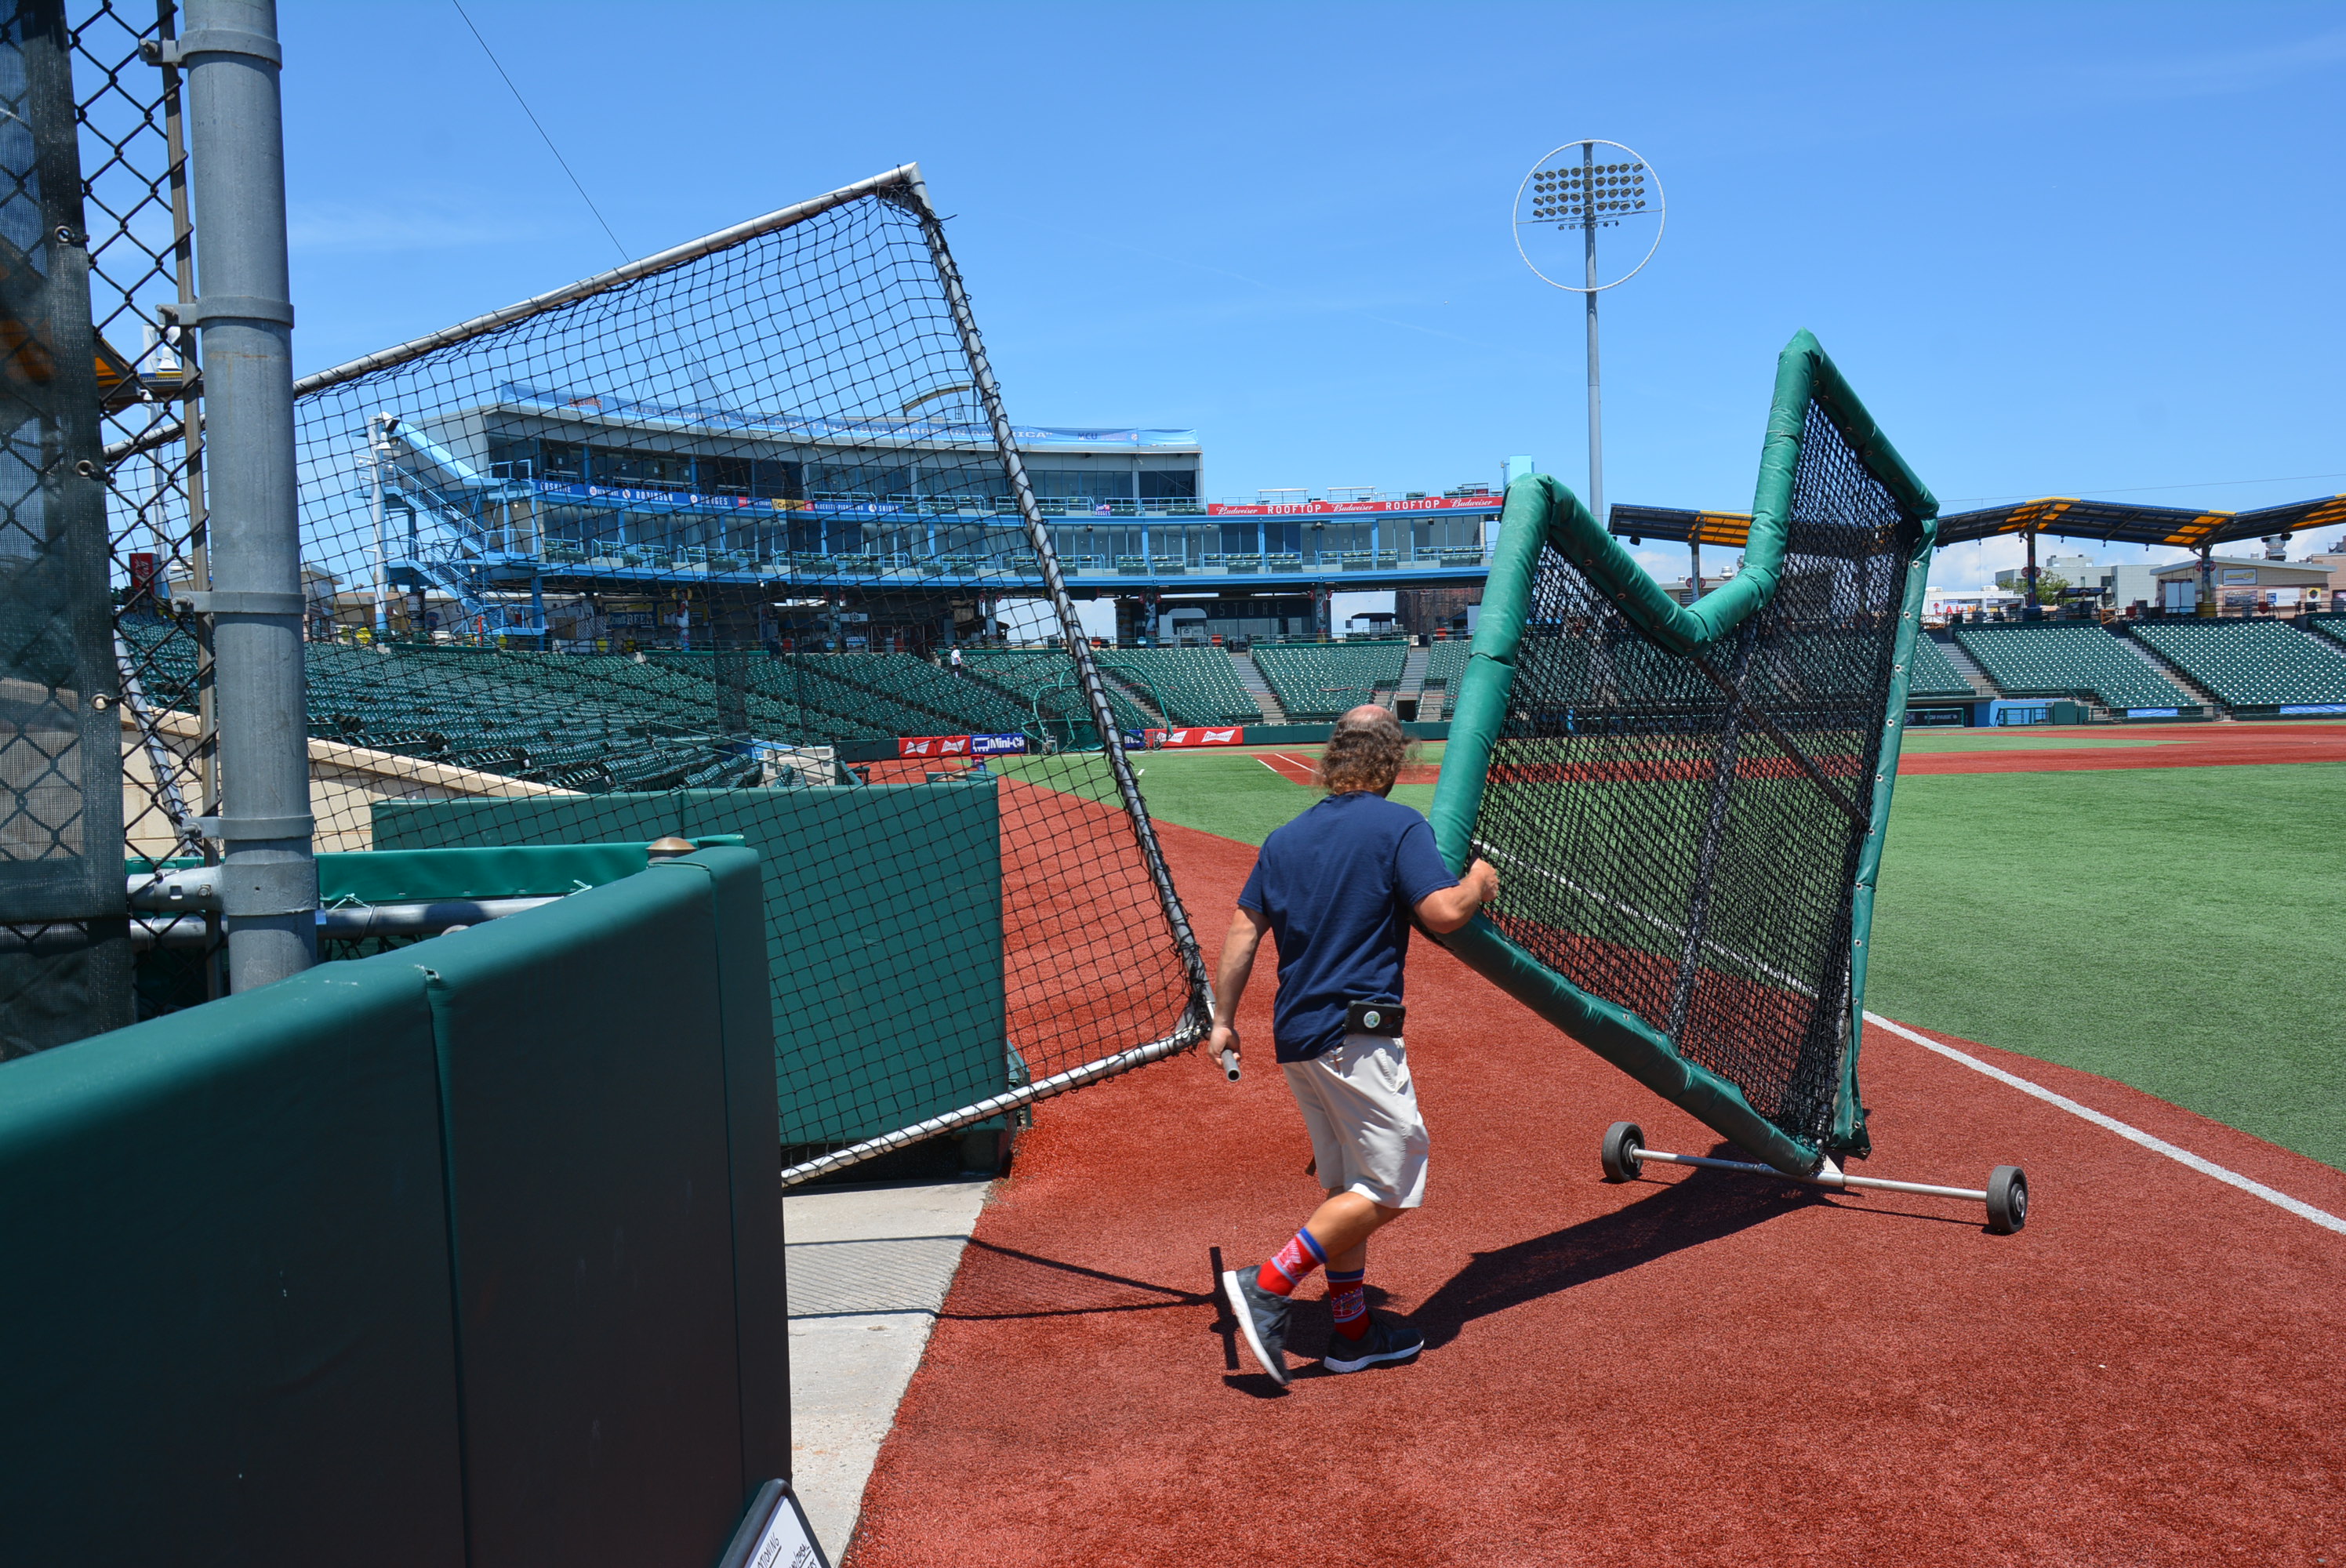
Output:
[{"xmin": 1281, "ymin": 1033, "xmax": 1429, "ymax": 1210}]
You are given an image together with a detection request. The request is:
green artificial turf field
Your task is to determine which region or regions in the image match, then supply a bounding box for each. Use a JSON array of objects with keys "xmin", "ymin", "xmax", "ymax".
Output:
[
  {"xmin": 1866, "ymin": 763, "xmax": 2346, "ymax": 1170},
  {"xmin": 1122, "ymin": 745, "xmax": 2346, "ymax": 1171}
]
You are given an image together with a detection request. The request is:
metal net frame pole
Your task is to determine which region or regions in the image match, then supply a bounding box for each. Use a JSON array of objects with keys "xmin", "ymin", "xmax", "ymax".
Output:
[{"xmin": 896, "ymin": 168, "xmax": 1212, "ymax": 1021}]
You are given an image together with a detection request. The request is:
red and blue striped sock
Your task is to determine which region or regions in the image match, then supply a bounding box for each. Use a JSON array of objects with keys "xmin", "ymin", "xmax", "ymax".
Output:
[
  {"xmin": 1327, "ymin": 1268, "xmax": 1368, "ymax": 1339},
  {"xmin": 1255, "ymin": 1228, "xmax": 1327, "ymax": 1298}
]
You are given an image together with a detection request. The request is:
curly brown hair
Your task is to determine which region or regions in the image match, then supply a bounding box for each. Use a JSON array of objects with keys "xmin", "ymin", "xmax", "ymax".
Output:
[{"xmin": 1316, "ymin": 706, "xmax": 1407, "ymax": 794}]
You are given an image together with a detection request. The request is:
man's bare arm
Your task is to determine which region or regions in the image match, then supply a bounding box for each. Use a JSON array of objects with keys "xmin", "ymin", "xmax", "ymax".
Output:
[
  {"xmin": 1209, "ymin": 905, "xmax": 1268, "ymax": 1065},
  {"xmin": 1414, "ymin": 858, "xmax": 1499, "ymax": 935}
]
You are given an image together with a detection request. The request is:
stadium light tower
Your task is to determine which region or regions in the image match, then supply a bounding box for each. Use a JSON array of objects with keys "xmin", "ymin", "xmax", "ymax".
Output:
[{"xmin": 1513, "ymin": 140, "xmax": 1665, "ymax": 528}]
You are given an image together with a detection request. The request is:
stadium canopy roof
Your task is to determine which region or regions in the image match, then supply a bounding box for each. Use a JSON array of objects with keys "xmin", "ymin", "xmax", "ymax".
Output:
[
  {"xmin": 1610, "ymin": 494, "xmax": 2346, "ymax": 553},
  {"xmin": 1607, "ymin": 503, "xmax": 1752, "ymax": 548},
  {"xmin": 1934, "ymin": 493, "xmax": 2346, "ymax": 550}
]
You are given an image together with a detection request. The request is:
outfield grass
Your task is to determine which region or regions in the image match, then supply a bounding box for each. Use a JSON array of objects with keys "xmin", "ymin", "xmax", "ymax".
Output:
[
  {"xmin": 1128, "ymin": 744, "xmax": 2346, "ymax": 1171},
  {"xmin": 1867, "ymin": 762, "xmax": 2346, "ymax": 1171},
  {"xmin": 1117, "ymin": 750, "xmax": 1329, "ymax": 845}
]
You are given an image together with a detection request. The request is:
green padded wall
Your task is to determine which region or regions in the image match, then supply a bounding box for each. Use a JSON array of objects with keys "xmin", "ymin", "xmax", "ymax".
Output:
[
  {"xmin": 388, "ymin": 846, "xmax": 774, "ymax": 1566},
  {"xmin": 0, "ymin": 964, "xmax": 468, "ymax": 1567},
  {"xmin": 674, "ymin": 853, "xmax": 794, "ymax": 1495},
  {"xmin": 374, "ymin": 787, "xmax": 1007, "ymax": 1143},
  {"xmin": 0, "ymin": 848, "xmax": 783, "ymax": 1568}
]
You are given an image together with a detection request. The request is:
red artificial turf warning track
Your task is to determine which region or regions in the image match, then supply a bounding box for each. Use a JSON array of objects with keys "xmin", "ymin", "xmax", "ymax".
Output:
[
  {"xmin": 845, "ymin": 820, "xmax": 2346, "ymax": 1566},
  {"xmin": 1903, "ymin": 721, "xmax": 2346, "ymax": 775}
]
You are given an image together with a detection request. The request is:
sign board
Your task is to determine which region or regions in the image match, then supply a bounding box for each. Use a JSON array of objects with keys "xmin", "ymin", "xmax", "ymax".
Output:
[
  {"xmin": 1207, "ymin": 495, "xmax": 1493, "ymax": 517},
  {"xmin": 1123, "ymin": 727, "xmax": 1247, "ymax": 749},
  {"xmin": 898, "ymin": 732, "xmax": 1028, "ymax": 759},
  {"xmin": 714, "ymin": 1479, "xmax": 830, "ymax": 1568}
]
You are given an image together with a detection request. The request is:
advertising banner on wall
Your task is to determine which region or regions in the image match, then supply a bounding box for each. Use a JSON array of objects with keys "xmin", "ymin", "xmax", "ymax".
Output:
[
  {"xmin": 1122, "ymin": 728, "xmax": 1247, "ymax": 750},
  {"xmin": 1206, "ymin": 496, "xmax": 1496, "ymax": 517},
  {"xmin": 897, "ymin": 733, "xmax": 1030, "ymax": 759}
]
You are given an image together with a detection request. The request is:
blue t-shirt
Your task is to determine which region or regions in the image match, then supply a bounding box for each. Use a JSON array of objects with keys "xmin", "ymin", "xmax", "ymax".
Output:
[{"xmin": 1237, "ymin": 790, "xmax": 1459, "ymax": 1062}]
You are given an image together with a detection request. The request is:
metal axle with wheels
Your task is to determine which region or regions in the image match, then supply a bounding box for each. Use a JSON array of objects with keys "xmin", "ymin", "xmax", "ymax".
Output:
[{"xmin": 1600, "ymin": 1121, "xmax": 2030, "ymax": 1235}]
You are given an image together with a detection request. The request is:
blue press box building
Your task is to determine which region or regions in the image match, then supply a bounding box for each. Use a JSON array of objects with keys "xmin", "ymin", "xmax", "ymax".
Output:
[{"xmin": 336, "ymin": 387, "xmax": 1504, "ymax": 648}]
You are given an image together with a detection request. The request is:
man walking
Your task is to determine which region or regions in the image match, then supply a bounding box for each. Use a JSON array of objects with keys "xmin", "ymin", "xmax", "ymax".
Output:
[{"xmin": 1214, "ymin": 704, "xmax": 1497, "ymax": 1384}]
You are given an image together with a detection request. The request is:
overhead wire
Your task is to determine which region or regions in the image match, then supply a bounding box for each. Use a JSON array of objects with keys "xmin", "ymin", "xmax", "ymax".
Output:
[{"xmin": 451, "ymin": 0, "xmax": 629, "ymax": 263}]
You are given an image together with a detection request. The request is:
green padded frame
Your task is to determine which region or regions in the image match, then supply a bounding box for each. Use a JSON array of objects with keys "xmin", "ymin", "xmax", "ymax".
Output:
[{"xmin": 1427, "ymin": 331, "xmax": 1939, "ymax": 1175}]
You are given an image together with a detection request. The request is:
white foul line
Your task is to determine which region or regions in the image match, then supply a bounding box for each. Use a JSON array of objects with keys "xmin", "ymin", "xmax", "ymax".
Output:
[{"xmin": 1864, "ymin": 1011, "xmax": 2346, "ymax": 1237}]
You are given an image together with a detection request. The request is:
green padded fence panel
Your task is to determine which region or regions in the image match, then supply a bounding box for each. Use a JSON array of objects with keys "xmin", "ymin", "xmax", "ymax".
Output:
[
  {"xmin": 384, "ymin": 846, "xmax": 774, "ymax": 1567},
  {"xmin": 318, "ymin": 837, "xmax": 743, "ymax": 905},
  {"xmin": 373, "ymin": 788, "xmax": 1007, "ymax": 1145},
  {"xmin": 669, "ymin": 852, "xmax": 793, "ymax": 1495},
  {"xmin": 0, "ymin": 964, "xmax": 467, "ymax": 1567}
]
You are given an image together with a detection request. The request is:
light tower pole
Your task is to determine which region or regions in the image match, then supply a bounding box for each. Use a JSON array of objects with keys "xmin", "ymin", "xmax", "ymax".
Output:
[
  {"xmin": 1581, "ymin": 141, "xmax": 1604, "ymax": 524},
  {"xmin": 1513, "ymin": 140, "xmax": 1665, "ymax": 533}
]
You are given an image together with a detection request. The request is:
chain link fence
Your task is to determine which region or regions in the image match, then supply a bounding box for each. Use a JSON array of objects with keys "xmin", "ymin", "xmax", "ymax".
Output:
[{"xmin": 69, "ymin": 0, "xmax": 219, "ymax": 1018}]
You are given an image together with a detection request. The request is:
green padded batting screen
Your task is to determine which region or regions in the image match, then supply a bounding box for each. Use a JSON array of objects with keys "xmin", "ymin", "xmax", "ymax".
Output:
[{"xmin": 1429, "ymin": 332, "xmax": 1938, "ymax": 1174}]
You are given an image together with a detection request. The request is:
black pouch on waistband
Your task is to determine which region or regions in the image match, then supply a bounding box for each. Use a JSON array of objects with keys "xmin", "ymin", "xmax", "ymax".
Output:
[{"xmin": 1345, "ymin": 1000, "xmax": 1404, "ymax": 1035}]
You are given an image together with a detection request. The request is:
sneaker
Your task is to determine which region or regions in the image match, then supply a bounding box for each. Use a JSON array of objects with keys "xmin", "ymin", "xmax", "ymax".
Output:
[
  {"xmin": 1221, "ymin": 1268, "xmax": 1291, "ymax": 1386},
  {"xmin": 1321, "ymin": 1316, "xmax": 1423, "ymax": 1374}
]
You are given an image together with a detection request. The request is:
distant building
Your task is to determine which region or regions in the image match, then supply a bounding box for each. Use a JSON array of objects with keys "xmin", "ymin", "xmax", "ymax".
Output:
[
  {"xmin": 1994, "ymin": 551, "xmax": 2097, "ymax": 593},
  {"xmin": 2149, "ymin": 555, "xmax": 2331, "ymax": 613}
]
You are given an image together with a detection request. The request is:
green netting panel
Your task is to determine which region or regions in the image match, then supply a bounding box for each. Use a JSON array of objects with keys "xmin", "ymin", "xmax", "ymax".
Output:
[
  {"xmin": 1429, "ymin": 332, "xmax": 1937, "ymax": 1174},
  {"xmin": 376, "ymin": 786, "xmax": 1022, "ymax": 1149}
]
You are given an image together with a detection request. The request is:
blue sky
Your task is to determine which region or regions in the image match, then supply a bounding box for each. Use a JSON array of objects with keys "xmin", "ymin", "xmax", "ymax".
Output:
[{"xmin": 278, "ymin": 2, "xmax": 2346, "ymax": 597}]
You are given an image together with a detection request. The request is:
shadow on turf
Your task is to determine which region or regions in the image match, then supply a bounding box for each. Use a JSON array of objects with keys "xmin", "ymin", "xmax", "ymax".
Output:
[
  {"xmin": 939, "ymin": 1238, "xmax": 1208, "ymax": 1322},
  {"xmin": 1407, "ymin": 1152, "xmax": 1824, "ymax": 1352}
]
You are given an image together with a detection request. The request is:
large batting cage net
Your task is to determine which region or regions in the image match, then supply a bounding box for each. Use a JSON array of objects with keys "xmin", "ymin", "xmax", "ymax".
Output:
[
  {"xmin": 1432, "ymin": 335, "xmax": 1935, "ymax": 1169},
  {"xmin": 100, "ymin": 161, "xmax": 1211, "ymax": 1177}
]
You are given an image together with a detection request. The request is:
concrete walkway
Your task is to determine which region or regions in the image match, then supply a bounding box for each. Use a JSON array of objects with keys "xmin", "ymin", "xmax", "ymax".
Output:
[{"xmin": 784, "ymin": 1178, "xmax": 990, "ymax": 1563}]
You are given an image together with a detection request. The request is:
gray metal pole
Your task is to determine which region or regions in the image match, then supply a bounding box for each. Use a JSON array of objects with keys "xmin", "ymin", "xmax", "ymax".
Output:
[
  {"xmin": 1582, "ymin": 140, "xmax": 1604, "ymax": 528},
  {"xmin": 177, "ymin": 0, "xmax": 314, "ymax": 987}
]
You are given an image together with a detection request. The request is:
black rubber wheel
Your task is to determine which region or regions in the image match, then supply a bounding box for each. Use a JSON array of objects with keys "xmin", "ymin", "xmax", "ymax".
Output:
[
  {"xmin": 1985, "ymin": 1165, "xmax": 2029, "ymax": 1234},
  {"xmin": 1600, "ymin": 1121, "xmax": 1645, "ymax": 1183}
]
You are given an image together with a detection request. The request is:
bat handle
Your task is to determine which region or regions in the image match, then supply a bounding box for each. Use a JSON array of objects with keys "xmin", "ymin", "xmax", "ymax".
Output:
[{"xmin": 1220, "ymin": 1049, "xmax": 1240, "ymax": 1082}]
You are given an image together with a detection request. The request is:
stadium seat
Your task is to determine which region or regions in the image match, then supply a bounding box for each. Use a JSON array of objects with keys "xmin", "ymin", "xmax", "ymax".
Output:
[
  {"xmin": 1251, "ymin": 641, "xmax": 1411, "ymax": 720},
  {"xmin": 1952, "ymin": 623, "xmax": 2192, "ymax": 711},
  {"xmin": 1905, "ymin": 637, "xmax": 1977, "ymax": 700},
  {"xmin": 2126, "ymin": 619, "xmax": 2346, "ymax": 709},
  {"xmin": 962, "ymin": 648, "xmax": 1153, "ymax": 732},
  {"xmin": 1092, "ymin": 648, "xmax": 1262, "ymax": 724}
]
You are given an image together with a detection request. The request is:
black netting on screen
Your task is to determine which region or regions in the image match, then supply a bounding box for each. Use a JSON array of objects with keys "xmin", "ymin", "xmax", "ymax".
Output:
[
  {"xmin": 114, "ymin": 180, "xmax": 1206, "ymax": 1171},
  {"xmin": 1470, "ymin": 403, "xmax": 1917, "ymax": 1152}
]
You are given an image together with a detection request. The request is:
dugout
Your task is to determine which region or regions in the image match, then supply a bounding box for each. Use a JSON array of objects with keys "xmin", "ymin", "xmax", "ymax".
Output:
[{"xmin": 0, "ymin": 848, "xmax": 786, "ymax": 1567}]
